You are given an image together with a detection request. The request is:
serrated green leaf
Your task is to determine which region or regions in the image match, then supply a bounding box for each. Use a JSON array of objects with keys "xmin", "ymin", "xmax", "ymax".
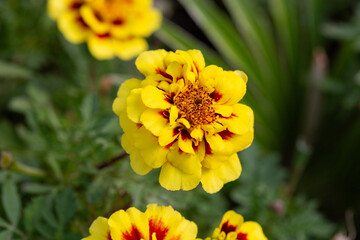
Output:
[
  {"xmin": 24, "ymin": 196, "xmax": 43, "ymax": 234},
  {"xmin": 55, "ymin": 188, "xmax": 76, "ymax": 227},
  {"xmin": 1, "ymin": 178, "xmax": 21, "ymax": 226}
]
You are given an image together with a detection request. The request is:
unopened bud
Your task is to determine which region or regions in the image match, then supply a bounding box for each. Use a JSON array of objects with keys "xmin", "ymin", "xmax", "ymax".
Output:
[
  {"xmin": 270, "ymin": 199, "xmax": 285, "ymax": 215},
  {"xmin": 0, "ymin": 151, "xmax": 14, "ymax": 169}
]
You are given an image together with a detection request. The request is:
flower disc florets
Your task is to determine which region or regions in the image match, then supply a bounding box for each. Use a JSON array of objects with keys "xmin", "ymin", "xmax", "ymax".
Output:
[
  {"xmin": 113, "ymin": 49, "xmax": 254, "ymax": 193},
  {"xmin": 47, "ymin": 0, "xmax": 161, "ymax": 60},
  {"xmin": 203, "ymin": 211, "xmax": 267, "ymax": 240},
  {"xmin": 82, "ymin": 204, "xmax": 197, "ymax": 240}
]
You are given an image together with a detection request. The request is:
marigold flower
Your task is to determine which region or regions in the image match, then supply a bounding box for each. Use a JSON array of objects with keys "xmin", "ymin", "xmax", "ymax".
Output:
[
  {"xmin": 113, "ymin": 49, "xmax": 254, "ymax": 193},
  {"xmin": 204, "ymin": 211, "xmax": 267, "ymax": 240},
  {"xmin": 47, "ymin": 0, "xmax": 161, "ymax": 60},
  {"xmin": 82, "ymin": 204, "xmax": 197, "ymax": 240}
]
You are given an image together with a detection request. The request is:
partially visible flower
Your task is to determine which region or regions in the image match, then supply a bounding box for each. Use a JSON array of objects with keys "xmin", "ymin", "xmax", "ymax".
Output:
[
  {"xmin": 113, "ymin": 49, "xmax": 254, "ymax": 193},
  {"xmin": 204, "ymin": 211, "xmax": 267, "ymax": 240},
  {"xmin": 47, "ymin": 0, "xmax": 161, "ymax": 60},
  {"xmin": 82, "ymin": 204, "xmax": 197, "ymax": 240}
]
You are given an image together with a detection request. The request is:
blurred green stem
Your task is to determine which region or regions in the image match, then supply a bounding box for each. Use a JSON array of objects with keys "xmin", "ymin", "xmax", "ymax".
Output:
[{"xmin": 1, "ymin": 151, "xmax": 46, "ymax": 178}]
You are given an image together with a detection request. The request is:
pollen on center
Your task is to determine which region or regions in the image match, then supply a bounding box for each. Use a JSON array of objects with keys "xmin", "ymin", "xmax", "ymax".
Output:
[{"xmin": 174, "ymin": 84, "xmax": 216, "ymax": 127}]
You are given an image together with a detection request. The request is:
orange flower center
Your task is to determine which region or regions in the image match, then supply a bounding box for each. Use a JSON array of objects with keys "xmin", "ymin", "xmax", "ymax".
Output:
[{"xmin": 174, "ymin": 84, "xmax": 216, "ymax": 127}]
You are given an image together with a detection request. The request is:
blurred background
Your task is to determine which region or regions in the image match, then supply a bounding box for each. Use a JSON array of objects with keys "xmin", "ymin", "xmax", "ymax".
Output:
[{"xmin": 0, "ymin": 0, "xmax": 359, "ymax": 239}]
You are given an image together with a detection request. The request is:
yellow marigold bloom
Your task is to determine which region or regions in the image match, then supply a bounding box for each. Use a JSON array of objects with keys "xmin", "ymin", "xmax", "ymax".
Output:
[
  {"xmin": 113, "ymin": 49, "xmax": 254, "ymax": 193},
  {"xmin": 204, "ymin": 211, "xmax": 267, "ymax": 240},
  {"xmin": 47, "ymin": 0, "xmax": 161, "ymax": 60},
  {"xmin": 82, "ymin": 204, "xmax": 197, "ymax": 240}
]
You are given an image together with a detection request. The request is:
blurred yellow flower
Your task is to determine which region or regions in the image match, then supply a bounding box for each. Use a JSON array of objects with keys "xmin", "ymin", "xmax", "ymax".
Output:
[
  {"xmin": 113, "ymin": 49, "xmax": 254, "ymax": 193},
  {"xmin": 47, "ymin": 0, "xmax": 161, "ymax": 60},
  {"xmin": 82, "ymin": 204, "xmax": 197, "ymax": 240},
  {"xmin": 204, "ymin": 211, "xmax": 267, "ymax": 240}
]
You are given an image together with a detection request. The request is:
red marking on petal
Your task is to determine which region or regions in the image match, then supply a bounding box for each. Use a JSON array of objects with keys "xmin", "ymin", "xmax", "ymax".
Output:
[
  {"xmin": 173, "ymin": 127, "xmax": 182, "ymax": 137},
  {"xmin": 205, "ymin": 140, "xmax": 212, "ymax": 155},
  {"xmin": 136, "ymin": 123, "xmax": 143, "ymax": 129},
  {"xmin": 220, "ymin": 221, "xmax": 237, "ymax": 234},
  {"xmin": 156, "ymin": 68, "xmax": 173, "ymax": 80},
  {"xmin": 77, "ymin": 17, "xmax": 89, "ymax": 28},
  {"xmin": 180, "ymin": 130, "xmax": 191, "ymax": 140},
  {"xmin": 70, "ymin": 2, "xmax": 82, "ymax": 9},
  {"xmin": 97, "ymin": 33, "xmax": 110, "ymax": 38},
  {"xmin": 159, "ymin": 110, "xmax": 170, "ymax": 122},
  {"xmin": 237, "ymin": 232, "xmax": 248, "ymax": 240},
  {"xmin": 218, "ymin": 130, "xmax": 234, "ymax": 140},
  {"xmin": 210, "ymin": 91, "xmax": 222, "ymax": 102},
  {"xmin": 149, "ymin": 218, "xmax": 169, "ymax": 240},
  {"xmin": 165, "ymin": 96, "xmax": 174, "ymax": 104},
  {"xmin": 113, "ymin": 19, "xmax": 124, "ymax": 25},
  {"xmin": 165, "ymin": 141, "xmax": 175, "ymax": 149},
  {"xmin": 107, "ymin": 231, "xmax": 112, "ymax": 240},
  {"xmin": 224, "ymin": 113, "xmax": 237, "ymax": 119},
  {"xmin": 122, "ymin": 225, "xmax": 143, "ymax": 240}
]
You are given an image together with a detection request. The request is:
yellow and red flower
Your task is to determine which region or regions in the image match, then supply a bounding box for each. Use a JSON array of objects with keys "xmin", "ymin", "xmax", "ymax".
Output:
[
  {"xmin": 47, "ymin": 0, "xmax": 161, "ymax": 60},
  {"xmin": 113, "ymin": 49, "xmax": 254, "ymax": 193},
  {"xmin": 82, "ymin": 204, "xmax": 197, "ymax": 240},
  {"xmin": 204, "ymin": 211, "xmax": 267, "ymax": 240}
]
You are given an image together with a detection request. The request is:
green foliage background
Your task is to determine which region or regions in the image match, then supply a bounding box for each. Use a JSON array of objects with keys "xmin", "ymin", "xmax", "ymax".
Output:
[{"xmin": 0, "ymin": 0, "xmax": 359, "ymax": 239}]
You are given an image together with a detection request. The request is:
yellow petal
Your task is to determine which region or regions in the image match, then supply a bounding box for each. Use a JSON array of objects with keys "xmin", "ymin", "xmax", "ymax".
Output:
[
  {"xmin": 108, "ymin": 208, "xmax": 149, "ymax": 240},
  {"xmin": 113, "ymin": 38, "xmax": 148, "ymax": 60},
  {"xmin": 158, "ymin": 125, "xmax": 179, "ymax": 147},
  {"xmin": 122, "ymin": 134, "xmax": 152, "ymax": 175},
  {"xmin": 113, "ymin": 78, "xmax": 141, "ymax": 116},
  {"xmin": 141, "ymin": 85, "xmax": 172, "ymax": 109},
  {"xmin": 201, "ymin": 153, "xmax": 241, "ymax": 193},
  {"xmin": 169, "ymin": 106, "xmax": 179, "ymax": 126},
  {"xmin": 187, "ymin": 49, "xmax": 205, "ymax": 72},
  {"xmin": 133, "ymin": 126, "xmax": 168, "ymax": 168},
  {"xmin": 237, "ymin": 222, "xmax": 268, "ymax": 240},
  {"xmin": 130, "ymin": 9, "xmax": 162, "ymax": 37},
  {"xmin": 159, "ymin": 162, "xmax": 201, "ymax": 191},
  {"xmin": 47, "ymin": 0, "xmax": 67, "ymax": 19},
  {"xmin": 201, "ymin": 154, "xmax": 230, "ymax": 169},
  {"xmin": 126, "ymin": 88, "xmax": 147, "ymax": 123},
  {"xmin": 167, "ymin": 147, "xmax": 200, "ymax": 174},
  {"xmin": 165, "ymin": 62, "xmax": 183, "ymax": 81},
  {"xmin": 82, "ymin": 216, "xmax": 109, "ymax": 240},
  {"xmin": 217, "ymin": 129, "xmax": 254, "ymax": 155},
  {"xmin": 135, "ymin": 49, "xmax": 168, "ymax": 76},
  {"xmin": 87, "ymin": 35, "xmax": 115, "ymax": 60},
  {"xmin": 80, "ymin": 5, "xmax": 109, "ymax": 34},
  {"xmin": 140, "ymin": 108, "xmax": 169, "ymax": 136},
  {"xmin": 205, "ymin": 133, "xmax": 225, "ymax": 153},
  {"xmin": 178, "ymin": 131, "xmax": 195, "ymax": 154},
  {"xmin": 214, "ymin": 105, "xmax": 233, "ymax": 117},
  {"xmin": 219, "ymin": 104, "xmax": 254, "ymax": 135},
  {"xmin": 235, "ymin": 70, "xmax": 248, "ymax": 83},
  {"xmin": 58, "ymin": 11, "xmax": 89, "ymax": 43},
  {"xmin": 219, "ymin": 211, "xmax": 244, "ymax": 233},
  {"xmin": 190, "ymin": 128, "xmax": 204, "ymax": 141}
]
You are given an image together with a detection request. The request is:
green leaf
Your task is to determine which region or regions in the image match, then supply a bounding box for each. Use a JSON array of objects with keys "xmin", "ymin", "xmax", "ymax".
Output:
[
  {"xmin": 0, "ymin": 61, "xmax": 33, "ymax": 79},
  {"xmin": 156, "ymin": 19, "xmax": 228, "ymax": 68},
  {"xmin": 0, "ymin": 217, "xmax": 8, "ymax": 228},
  {"xmin": 80, "ymin": 95, "xmax": 99, "ymax": 124},
  {"xmin": 0, "ymin": 231, "xmax": 12, "ymax": 240},
  {"xmin": 1, "ymin": 177, "xmax": 21, "ymax": 227},
  {"xmin": 179, "ymin": 0, "xmax": 260, "ymax": 79},
  {"xmin": 22, "ymin": 183, "xmax": 54, "ymax": 194},
  {"xmin": 55, "ymin": 188, "xmax": 76, "ymax": 227},
  {"xmin": 24, "ymin": 197, "xmax": 43, "ymax": 234},
  {"xmin": 8, "ymin": 97, "xmax": 32, "ymax": 113}
]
